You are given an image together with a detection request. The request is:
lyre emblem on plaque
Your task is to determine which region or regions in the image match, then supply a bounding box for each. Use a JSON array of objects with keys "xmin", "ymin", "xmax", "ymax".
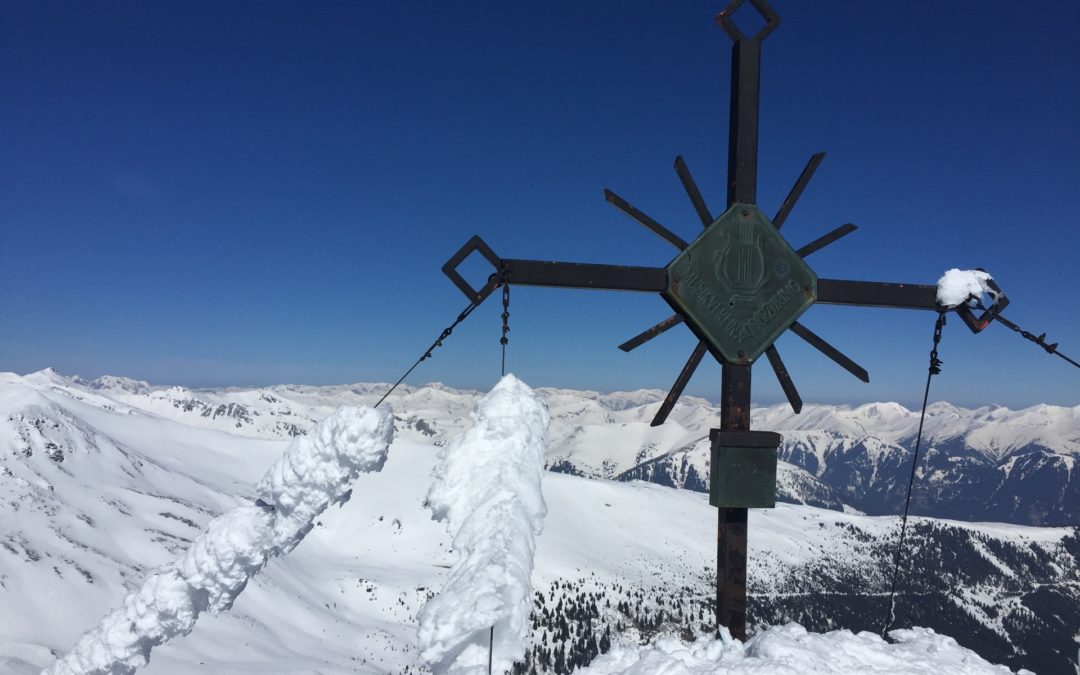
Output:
[{"xmin": 714, "ymin": 221, "xmax": 766, "ymax": 292}]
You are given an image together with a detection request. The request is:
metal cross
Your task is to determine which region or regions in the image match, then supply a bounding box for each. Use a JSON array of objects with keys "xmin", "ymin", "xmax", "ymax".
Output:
[{"xmin": 441, "ymin": 0, "xmax": 1006, "ymax": 641}]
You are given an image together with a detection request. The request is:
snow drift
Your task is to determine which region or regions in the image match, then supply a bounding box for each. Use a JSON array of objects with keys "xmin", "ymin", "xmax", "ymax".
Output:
[
  {"xmin": 44, "ymin": 405, "xmax": 394, "ymax": 675},
  {"xmin": 418, "ymin": 374, "xmax": 550, "ymax": 674},
  {"xmin": 578, "ymin": 623, "xmax": 1032, "ymax": 674}
]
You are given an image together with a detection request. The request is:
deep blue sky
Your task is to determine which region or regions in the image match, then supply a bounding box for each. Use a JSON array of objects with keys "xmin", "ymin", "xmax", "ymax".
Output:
[{"xmin": 3, "ymin": 1, "xmax": 1078, "ymax": 408}]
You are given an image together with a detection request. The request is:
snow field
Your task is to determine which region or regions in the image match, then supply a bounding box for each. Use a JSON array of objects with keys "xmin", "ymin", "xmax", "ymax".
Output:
[{"xmin": 0, "ymin": 371, "xmax": 1063, "ymax": 673}]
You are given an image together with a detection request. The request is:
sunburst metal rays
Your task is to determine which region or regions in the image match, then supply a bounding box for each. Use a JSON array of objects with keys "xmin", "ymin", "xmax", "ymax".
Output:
[
  {"xmin": 618, "ymin": 314, "xmax": 684, "ymax": 352},
  {"xmin": 604, "ymin": 189, "xmax": 688, "ymax": 251},
  {"xmin": 606, "ymin": 170, "xmax": 708, "ymax": 426},
  {"xmin": 789, "ymin": 321, "xmax": 869, "ymax": 382},
  {"xmin": 612, "ymin": 152, "xmax": 868, "ymax": 424},
  {"xmin": 764, "ymin": 344, "xmax": 802, "ymax": 413},
  {"xmin": 797, "ymin": 223, "xmax": 857, "ymax": 258},
  {"xmin": 652, "ymin": 341, "xmax": 708, "ymax": 427},
  {"xmin": 675, "ymin": 155, "xmax": 713, "ymax": 228},
  {"xmin": 773, "ymin": 152, "xmax": 824, "ymax": 230}
]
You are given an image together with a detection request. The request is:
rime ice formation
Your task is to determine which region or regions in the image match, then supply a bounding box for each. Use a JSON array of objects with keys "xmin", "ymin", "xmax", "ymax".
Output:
[
  {"xmin": 256, "ymin": 405, "xmax": 393, "ymax": 553},
  {"xmin": 44, "ymin": 405, "xmax": 393, "ymax": 675},
  {"xmin": 578, "ymin": 623, "xmax": 1032, "ymax": 674},
  {"xmin": 417, "ymin": 374, "xmax": 550, "ymax": 675},
  {"xmin": 936, "ymin": 268, "xmax": 996, "ymax": 308}
]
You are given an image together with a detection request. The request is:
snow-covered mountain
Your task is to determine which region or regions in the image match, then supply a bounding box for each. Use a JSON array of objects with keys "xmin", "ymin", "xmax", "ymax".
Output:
[
  {"xmin": 59, "ymin": 369, "xmax": 1080, "ymax": 525},
  {"xmin": 609, "ymin": 400, "xmax": 1080, "ymax": 526},
  {"xmin": 2, "ymin": 370, "xmax": 1076, "ymax": 673}
]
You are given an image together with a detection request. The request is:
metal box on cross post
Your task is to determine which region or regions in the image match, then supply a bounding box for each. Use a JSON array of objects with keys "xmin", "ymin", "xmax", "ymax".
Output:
[
  {"xmin": 663, "ymin": 203, "xmax": 817, "ymax": 365},
  {"xmin": 709, "ymin": 429, "xmax": 782, "ymax": 508}
]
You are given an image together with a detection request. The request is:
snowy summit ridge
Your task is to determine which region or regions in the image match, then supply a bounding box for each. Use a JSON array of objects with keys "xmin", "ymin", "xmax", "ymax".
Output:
[{"xmin": 0, "ymin": 369, "xmax": 1073, "ymax": 673}]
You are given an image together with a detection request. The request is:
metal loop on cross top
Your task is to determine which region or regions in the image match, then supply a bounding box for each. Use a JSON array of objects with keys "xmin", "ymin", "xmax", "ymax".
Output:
[{"xmin": 882, "ymin": 311, "xmax": 947, "ymax": 638}]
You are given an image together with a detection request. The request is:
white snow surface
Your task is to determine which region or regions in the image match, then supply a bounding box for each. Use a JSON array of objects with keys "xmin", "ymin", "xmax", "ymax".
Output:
[
  {"xmin": 579, "ymin": 624, "xmax": 1031, "ymax": 674},
  {"xmin": 0, "ymin": 370, "xmax": 1062, "ymax": 673},
  {"xmin": 43, "ymin": 406, "xmax": 393, "ymax": 675},
  {"xmin": 936, "ymin": 268, "xmax": 995, "ymax": 308},
  {"xmin": 418, "ymin": 374, "xmax": 550, "ymax": 674}
]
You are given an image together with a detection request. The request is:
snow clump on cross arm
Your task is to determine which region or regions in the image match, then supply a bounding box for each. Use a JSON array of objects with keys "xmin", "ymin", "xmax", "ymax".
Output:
[{"xmin": 936, "ymin": 268, "xmax": 998, "ymax": 309}]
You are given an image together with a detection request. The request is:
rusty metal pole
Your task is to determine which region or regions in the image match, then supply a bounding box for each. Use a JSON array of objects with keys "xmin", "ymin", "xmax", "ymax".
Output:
[
  {"xmin": 716, "ymin": 5, "xmax": 766, "ymax": 642},
  {"xmin": 718, "ymin": 365, "xmax": 751, "ymax": 639}
]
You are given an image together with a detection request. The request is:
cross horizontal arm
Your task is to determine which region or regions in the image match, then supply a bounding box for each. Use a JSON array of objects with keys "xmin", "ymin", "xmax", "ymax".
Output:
[
  {"xmin": 816, "ymin": 279, "xmax": 940, "ymax": 311},
  {"xmin": 442, "ymin": 235, "xmax": 668, "ymax": 304},
  {"xmin": 502, "ymin": 259, "xmax": 668, "ymax": 293}
]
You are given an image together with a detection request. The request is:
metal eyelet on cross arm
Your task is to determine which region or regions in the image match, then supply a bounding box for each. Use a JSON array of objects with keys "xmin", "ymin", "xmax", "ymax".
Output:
[
  {"xmin": 441, "ymin": 235, "xmax": 503, "ymax": 305},
  {"xmin": 952, "ymin": 275, "xmax": 1009, "ymax": 334}
]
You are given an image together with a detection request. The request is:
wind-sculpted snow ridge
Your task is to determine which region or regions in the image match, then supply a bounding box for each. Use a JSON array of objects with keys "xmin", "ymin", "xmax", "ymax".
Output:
[
  {"xmin": 578, "ymin": 623, "xmax": 1032, "ymax": 675},
  {"xmin": 418, "ymin": 374, "xmax": 550, "ymax": 675},
  {"xmin": 43, "ymin": 405, "xmax": 393, "ymax": 675}
]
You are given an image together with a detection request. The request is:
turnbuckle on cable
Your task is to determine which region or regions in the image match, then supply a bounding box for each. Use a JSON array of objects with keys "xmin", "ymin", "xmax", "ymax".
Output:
[{"xmin": 929, "ymin": 312, "xmax": 946, "ymax": 375}]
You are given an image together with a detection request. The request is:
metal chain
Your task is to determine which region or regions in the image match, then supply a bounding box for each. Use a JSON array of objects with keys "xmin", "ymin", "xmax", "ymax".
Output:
[
  {"xmin": 929, "ymin": 312, "xmax": 944, "ymax": 375},
  {"xmin": 500, "ymin": 278, "xmax": 510, "ymax": 377},
  {"xmin": 496, "ymin": 264, "xmax": 511, "ymax": 378},
  {"xmin": 976, "ymin": 301, "xmax": 1080, "ymax": 369},
  {"xmin": 882, "ymin": 311, "xmax": 946, "ymax": 638},
  {"xmin": 375, "ymin": 301, "xmax": 479, "ymax": 408}
]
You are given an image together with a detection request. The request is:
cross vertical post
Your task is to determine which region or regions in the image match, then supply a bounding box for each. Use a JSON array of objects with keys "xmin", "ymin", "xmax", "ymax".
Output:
[
  {"xmin": 718, "ymin": 364, "xmax": 751, "ymax": 639},
  {"xmin": 715, "ymin": 0, "xmax": 776, "ymax": 641},
  {"xmin": 725, "ymin": 38, "xmax": 760, "ymax": 205}
]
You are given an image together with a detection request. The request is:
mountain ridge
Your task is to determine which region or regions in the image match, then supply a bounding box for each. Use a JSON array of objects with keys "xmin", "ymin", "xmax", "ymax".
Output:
[
  {"xmin": 7, "ymin": 370, "xmax": 1079, "ymax": 526},
  {"xmin": 1, "ymin": 370, "xmax": 1076, "ymax": 672}
]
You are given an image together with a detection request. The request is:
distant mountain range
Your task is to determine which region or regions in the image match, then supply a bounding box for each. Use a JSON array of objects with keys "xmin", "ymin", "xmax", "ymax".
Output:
[
  {"xmin": 609, "ymin": 399, "xmax": 1080, "ymax": 527},
  {"xmin": 1, "ymin": 369, "xmax": 1077, "ymax": 673},
  {"xmin": 59, "ymin": 369, "xmax": 1080, "ymax": 527}
]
